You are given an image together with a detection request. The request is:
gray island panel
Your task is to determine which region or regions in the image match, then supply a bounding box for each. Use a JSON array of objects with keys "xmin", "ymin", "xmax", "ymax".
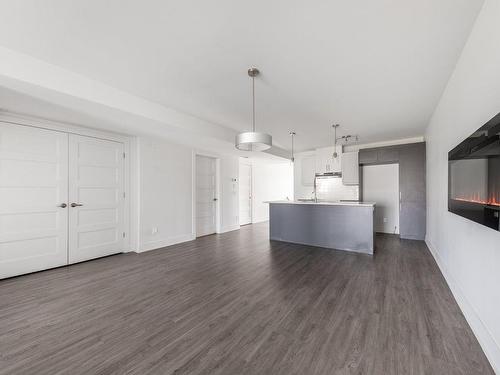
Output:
[{"xmin": 269, "ymin": 202, "xmax": 375, "ymax": 255}]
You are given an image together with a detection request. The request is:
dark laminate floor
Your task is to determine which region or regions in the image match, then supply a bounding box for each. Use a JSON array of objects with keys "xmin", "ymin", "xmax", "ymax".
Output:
[{"xmin": 0, "ymin": 223, "xmax": 494, "ymax": 375}]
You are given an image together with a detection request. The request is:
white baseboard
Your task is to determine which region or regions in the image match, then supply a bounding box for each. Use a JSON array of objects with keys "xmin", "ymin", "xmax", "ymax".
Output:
[
  {"xmin": 217, "ymin": 224, "xmax": 240, "ymax": 234},
  {"xmin": 138, "ymin": 233, "xmax": 195, "ymax": 253},
  {"xmin": 425, "ymin": 238, "xmax": 500, "ymax": 375}
]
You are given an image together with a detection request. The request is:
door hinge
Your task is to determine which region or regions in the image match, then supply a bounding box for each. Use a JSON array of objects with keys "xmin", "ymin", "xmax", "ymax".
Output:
[
  {"xmin": 123, "ymin": 192, "xmax": 126, "ymax": 199},
  {"xmin": 123, "ymin": 232, "xmax": 126, "ymax": 238},
  {"xmin": 123, "ymin": 152, "xmax": 126, "ymax": 159}
]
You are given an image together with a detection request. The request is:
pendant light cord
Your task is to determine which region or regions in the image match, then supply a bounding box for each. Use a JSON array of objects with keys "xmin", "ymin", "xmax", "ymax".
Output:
[
  {"xmin": 334, "ymin": 125, "xmax": 337, "ymax": 154},
  {"xmin": 252, "ymin": 76, "xmax": 256, "ymax": 132}
]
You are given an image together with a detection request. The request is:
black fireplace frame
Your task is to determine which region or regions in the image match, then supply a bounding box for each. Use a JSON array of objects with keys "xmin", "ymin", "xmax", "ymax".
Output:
[{"xmin": 448, "ymin": 113, "xmax": 500, "ymax": 232}]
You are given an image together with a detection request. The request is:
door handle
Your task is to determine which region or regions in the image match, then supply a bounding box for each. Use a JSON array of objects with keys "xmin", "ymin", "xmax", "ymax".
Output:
[
  {"xmin": 71, "ymin": 203, "xmax": 83, "ymax": 207},
  {"xmin": 58, "ymin": 203, "xmax": 67, "ymax": 208},
  {"xmin": 213, "ymin": 198, "xmax": 218, "ymax": 201}
]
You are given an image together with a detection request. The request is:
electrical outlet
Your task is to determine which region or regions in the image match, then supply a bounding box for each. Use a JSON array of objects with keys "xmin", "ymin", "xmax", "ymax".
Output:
[
  {"xmin": 152, "ymin": 227, "xmax": 158, "ymax": 235},
  {"xmin": 383, "ymin": 217, "xmax": 388, "ymax": 223}
]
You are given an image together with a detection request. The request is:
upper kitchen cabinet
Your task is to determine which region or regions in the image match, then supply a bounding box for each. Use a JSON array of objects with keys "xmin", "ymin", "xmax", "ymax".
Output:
[
  {"xmin": 378, "ymin": 147, "xmax": 399, "ymax": 163},
  {"xmin": 359, "ymin": 147, "xmax": 399, "ymax": 164},
  {"xmin": 315, "ymin": 146, "xmax": 341, "ymax": 174},
  {"xmin": 358, "ymin": 149, "xmax": 378, "ymax": 164},
  {"xmin": 341, "ymin": 151, "xmax": 359, "ymax": 185},
  {"xmin": 300, "ymin": 155, "xmax": 316, "ymax": 186}
]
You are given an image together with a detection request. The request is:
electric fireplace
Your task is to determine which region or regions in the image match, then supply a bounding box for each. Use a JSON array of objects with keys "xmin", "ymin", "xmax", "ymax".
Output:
[{"xmin": 448, "ymin": 113, "xmax": 500, "ymax": 231}]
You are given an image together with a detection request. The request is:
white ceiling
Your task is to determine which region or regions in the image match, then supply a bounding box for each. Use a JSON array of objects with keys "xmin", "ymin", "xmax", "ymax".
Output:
[{"xmin": 0, "ymin": 0, "xmax": 484, "ymax": 152}]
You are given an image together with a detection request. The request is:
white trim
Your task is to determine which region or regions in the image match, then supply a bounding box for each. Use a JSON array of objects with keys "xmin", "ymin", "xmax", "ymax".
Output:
[
  {"xmin": 138, "ymin": 234, "xmax": 196, "ymax": 253},
  {"xmin": 130, "ymin": 136, "xmax": 141, "ymax": 252},
  {"xmin": 425, "ymin": 238, "xmax": 500, "ymax": 374},
  {"xmin": 0, "ymin": 110, "xmax": 129, "ymax": 143},
  {"xmin": 218, "ymin": 224, "xmax": 241, "ymax": 234},
  {"xmin": 215, "ymin": 158, "xmax": 221, "ymax": 233},
  {"xmin": 191, "ymin": 150, "xmax": 197, "ymax": 238},
  {"xmin": 0, "ymin": 111, "xmax": 134, "ymax": 252}
]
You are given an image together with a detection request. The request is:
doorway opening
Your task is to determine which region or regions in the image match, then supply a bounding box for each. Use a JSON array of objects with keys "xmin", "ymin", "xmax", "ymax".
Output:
[{"xmin": 362, "ymin": 163, "xmax": 400, "ymax": 234}]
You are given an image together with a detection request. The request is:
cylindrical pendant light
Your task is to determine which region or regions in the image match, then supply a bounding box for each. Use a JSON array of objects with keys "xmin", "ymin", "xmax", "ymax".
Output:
[{"xmin": 235, "ymin": 68, "xmax": 272, "ymax": 151}]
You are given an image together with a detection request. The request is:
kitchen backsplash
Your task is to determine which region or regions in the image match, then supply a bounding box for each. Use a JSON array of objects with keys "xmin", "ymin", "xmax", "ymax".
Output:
[{"xmin": 315, "ymin": 176, "xmax": 359, "ymax": 201}]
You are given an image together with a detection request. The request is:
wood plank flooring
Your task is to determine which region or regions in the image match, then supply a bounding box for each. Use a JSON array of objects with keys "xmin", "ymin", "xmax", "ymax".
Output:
[{"xmin": 0, "ymin": 223, "xmax": 494, "ymax": 374}]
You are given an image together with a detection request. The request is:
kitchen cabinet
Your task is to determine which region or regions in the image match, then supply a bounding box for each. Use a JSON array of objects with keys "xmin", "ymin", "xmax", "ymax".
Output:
[
  {"xmin": 398, "ymin": 143, "xmax": 426, "ymax": 239},
  {"xmin": 341, "ymin": 151, "xmax": 359, "ymax": 185},
  {"xmin": 359, "ymin": 147, "xmax": 399, "ymax": 164},
  {"xmin": 358, "ymin": 142, "xmax": 426, "ymax": 240},
  {"xmin": 300, "ymin": 155, "xmax": 316, "ymax": 186},
  {"xmin": 358, "ymin": 149, "xmax": 378, "ymax": 164},
  {"xmin": 377, "ymin": 148, "xmax": 399, "ymax": 163},
  {"xmin": 315, "ymin": 146, "xmax": 341, "ymax": 174}
]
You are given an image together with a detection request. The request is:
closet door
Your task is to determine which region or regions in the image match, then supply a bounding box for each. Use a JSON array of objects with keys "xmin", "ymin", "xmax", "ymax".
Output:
[
  {"xmin": 68, "ymin": 135, "xmax": 124, "ymax": 264},
  {"xmin": 196, "ymin": 155, "xmax": 217, "ymax": 237},
  {"xmin": 0, "ymin": 123, "xmax": 68, "ymax": 279}
]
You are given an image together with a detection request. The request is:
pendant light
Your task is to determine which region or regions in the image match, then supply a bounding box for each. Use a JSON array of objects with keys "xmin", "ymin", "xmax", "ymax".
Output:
[
  {"xmin": 290, "ymin": 131, "xmax": 296, "ymax": 162},
  {"xmin": 332, "ymin": 123, "xmax": 359, "ymax": 159},
  {"xmin": 332, "ymin": 124, "xmax": 340, "ymax": 159},
  {"xmin": 235, "ymin": 68, "xmax": 273, "ymax": 151}
]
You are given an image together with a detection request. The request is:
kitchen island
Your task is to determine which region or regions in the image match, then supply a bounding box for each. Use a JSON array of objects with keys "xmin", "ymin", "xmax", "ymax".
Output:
[{"xmin": 267, "ymin": 200, "xmax": 376, "ymax": 255}]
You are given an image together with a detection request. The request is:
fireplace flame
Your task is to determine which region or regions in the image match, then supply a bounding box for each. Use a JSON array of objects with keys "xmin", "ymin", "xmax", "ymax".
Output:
[{"xmin": 452, "ymin": 191, "xmax": 500, "ymax": 207}]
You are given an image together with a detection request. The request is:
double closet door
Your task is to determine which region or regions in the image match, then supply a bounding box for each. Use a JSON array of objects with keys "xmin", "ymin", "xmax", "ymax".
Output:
[{"xmin": 0, "ymin": 123, "xmax": 125, "ymax": 279}]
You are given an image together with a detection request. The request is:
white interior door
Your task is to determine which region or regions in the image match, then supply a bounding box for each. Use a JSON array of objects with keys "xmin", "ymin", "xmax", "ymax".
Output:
[
  {"xmin": 239, "ymin": 163, "xmax": 252, "ymax": 225},
  {"xmin": 362, "ymin": 163, "xmax": 400, "ymax": 234},
  {"xmin": 0, "ymin": 123, "xmax": 68, "ymax": 279},
  {"xmin": 196, "ymin": 155, "xmax": 216, "ymax": 237},
  {"xmin": 68, "ymin": 135, "xmax": 124, "ymax": 264}
]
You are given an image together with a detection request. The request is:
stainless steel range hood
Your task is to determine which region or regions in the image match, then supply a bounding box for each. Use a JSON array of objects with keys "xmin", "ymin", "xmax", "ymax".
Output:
[{"xmin": 315, "ymin": 172, "xmax": 342, "ymax": 178}]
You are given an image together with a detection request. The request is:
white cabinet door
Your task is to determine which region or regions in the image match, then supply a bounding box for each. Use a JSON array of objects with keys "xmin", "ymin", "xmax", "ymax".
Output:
[
  {"xmin": 315, "ymin": 147, "xmax": 341, "ymax": 173},
  {"xmin": 196, "ymin": 155, "xmax": 216, "ymax": 237},
  {"xmin": 301, "ymin": 155, "xmax": 316, "ymax": 186},
  {"xmin": 68, "ymin": 135, "xmax": 124, "ymax": 264},
  {"xmin": 0, "ymin": 123, "xmax": 68, "ymax": 278},
  {"xmin": 341, "ymin": 151, "xmax": 359, "ymax": 185},
  {"xmin": 315, "ymin": 147, "xmax": 329, "ymax": 174},
  {"xmin": 239, "ymin": 163, "xmax": 252, "ymax": 225}
]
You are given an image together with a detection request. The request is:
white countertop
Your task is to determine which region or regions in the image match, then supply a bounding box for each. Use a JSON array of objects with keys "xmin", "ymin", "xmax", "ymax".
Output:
[{"xmin": 266, "ymin": 200, "xmax": 375, "ymax": 207}]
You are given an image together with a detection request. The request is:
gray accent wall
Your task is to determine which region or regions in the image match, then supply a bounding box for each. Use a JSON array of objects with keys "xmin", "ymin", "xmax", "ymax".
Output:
[{"xmin": 359, "ymin": 142, "xmax": 426, "ymax": 240}]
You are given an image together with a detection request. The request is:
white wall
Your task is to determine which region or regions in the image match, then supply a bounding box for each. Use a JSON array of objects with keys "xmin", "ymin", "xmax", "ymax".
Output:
[
  {"xmin": 362, "ymin": 164, "xmax": 399, "ymax": 234},
  {"xmin": 241, "ymin": 159, "xmax": 293, "ymax": 223},
  {"xmin": 425, "ymin": 0, "xmax": 500, "ymax": 372},
  {"xmin": 137, "ymin": 137, "xmax": 194, "ymax": 252},
  {"xmin": 137, "ymin": 136, "xmax": 240, "ymax": 252},
  {"xmin": 219, "ymin": 156, "xmax": 240, "ymax": 232}
]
